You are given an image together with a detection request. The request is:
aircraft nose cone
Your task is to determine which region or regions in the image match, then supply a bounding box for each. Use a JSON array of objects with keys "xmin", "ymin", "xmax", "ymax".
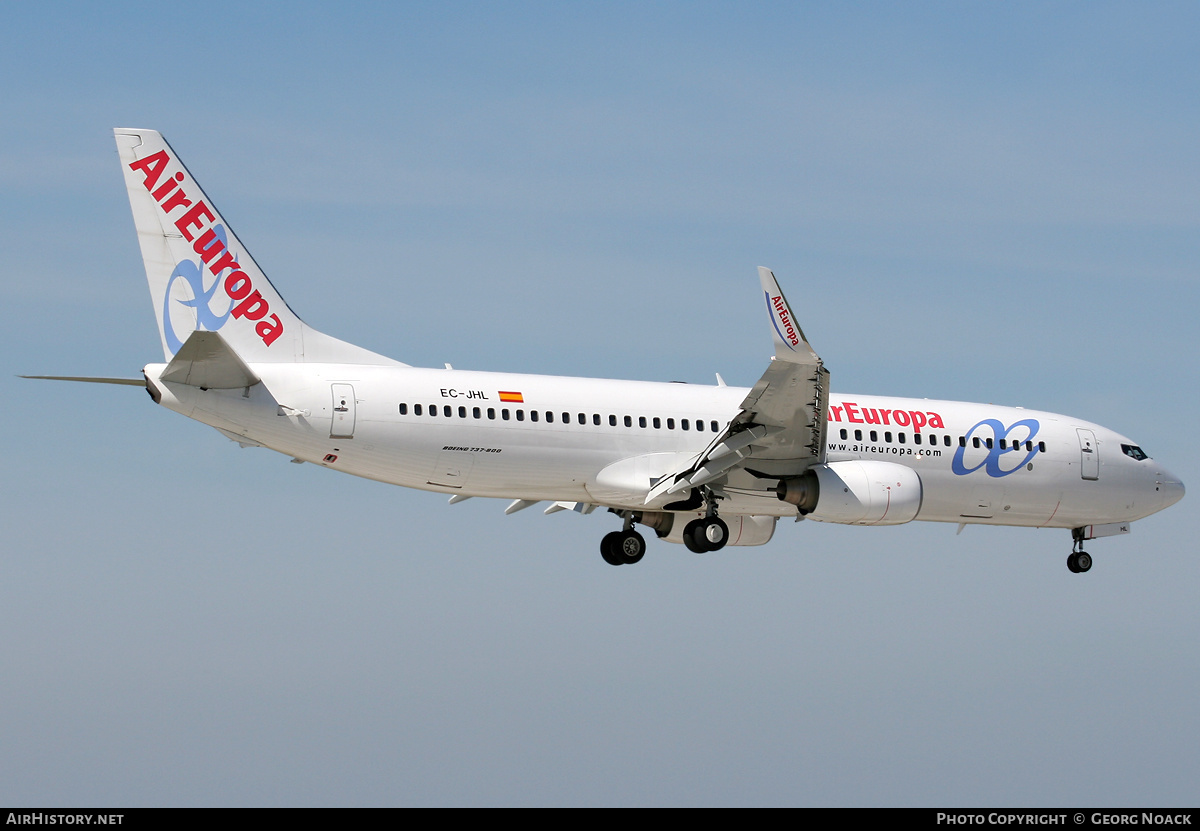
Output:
[{"xmin": 1160, "ymin": 474, "xmax": 1185, "ymax": 509}]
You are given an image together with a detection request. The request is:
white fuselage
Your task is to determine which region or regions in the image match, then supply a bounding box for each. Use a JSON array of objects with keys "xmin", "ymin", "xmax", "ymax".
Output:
[{"xmin": 144, "ymin": 362, "xmax": 1182, "ymax": 530}]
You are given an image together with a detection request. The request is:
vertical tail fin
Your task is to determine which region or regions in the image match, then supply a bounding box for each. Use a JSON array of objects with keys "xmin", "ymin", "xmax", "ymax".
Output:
[{"xmin": 115, "ymin": 128, "xmax": 402, "ymax": 366}]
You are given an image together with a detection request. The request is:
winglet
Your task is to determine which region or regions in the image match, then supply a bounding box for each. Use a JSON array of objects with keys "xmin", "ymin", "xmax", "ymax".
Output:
[{"xmin": 758, "ymin": 267, "xmax": 820, "ymax": 364}]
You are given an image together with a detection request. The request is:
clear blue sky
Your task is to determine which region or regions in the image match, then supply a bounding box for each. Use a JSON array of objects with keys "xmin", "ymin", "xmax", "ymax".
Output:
[{"xmin": 2, "ymin": 1, "xmax": 1197, "ymax": 806}]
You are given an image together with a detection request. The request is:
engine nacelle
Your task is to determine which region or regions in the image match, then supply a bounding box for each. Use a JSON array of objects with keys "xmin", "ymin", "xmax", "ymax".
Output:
[
  {"xmin": 777, "ymin": 460, "xmax": 923, "ymax": 525},
  {"xmin": 651, "ymin": 513, "xmax": 777, "ymax": 547}
]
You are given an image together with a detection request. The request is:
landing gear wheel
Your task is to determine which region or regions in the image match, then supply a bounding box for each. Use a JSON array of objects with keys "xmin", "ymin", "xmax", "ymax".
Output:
[
  {"xmin": 600, "ymin": 532, "xmax": 625, "ymax": 566},
  {"xmin": 683, "ymin": 517, "xmax": 729, "ymax": 552},
  {"xmin": 701, "ymin": 517, "xmax": 729, "ymax": 551},
  {"xmin": 683, "ymin": 518, "xmax": 708, "ymax": 553},
  {"xmin": 1067, "ymin": 550, "xmax": 1093, "ymax": 573},
  {"xmin": 618, "ymin": 530, "xmax": 646, "ymax": 564},
  {"xmin": 601, "ymin": 529, "xmax": 646, "ymax": 565}
]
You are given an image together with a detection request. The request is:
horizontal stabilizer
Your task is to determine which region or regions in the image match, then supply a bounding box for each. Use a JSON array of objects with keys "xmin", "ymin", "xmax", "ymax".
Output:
[
  {"xmin": 160, "ymin": 330, "xmax": 259, "ymax": 389},
  {"xmin": 20, "ymin": 375, "xmax": 144, "ymax": 386}
]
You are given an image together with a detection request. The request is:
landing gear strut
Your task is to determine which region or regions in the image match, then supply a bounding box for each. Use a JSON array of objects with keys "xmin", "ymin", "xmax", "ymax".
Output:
[
  {"xmin": 1067, "ymin": 532, "xmax": 1093, "ymax": 573},
  {"xmin": 683, "ymin": 488, "xmax": 729, "ymax": 553}
]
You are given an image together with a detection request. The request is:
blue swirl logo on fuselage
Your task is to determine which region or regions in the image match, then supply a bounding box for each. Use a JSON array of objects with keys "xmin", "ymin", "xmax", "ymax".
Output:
[
  {"xmin": 161, "ymin": 224, "xmax": 236, "ymax": 353},
  {"xmin": 951, "ymin": 418, "xmax": 1041, "ymax": 477}
]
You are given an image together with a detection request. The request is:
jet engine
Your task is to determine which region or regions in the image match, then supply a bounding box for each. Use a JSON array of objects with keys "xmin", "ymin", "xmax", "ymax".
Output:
[{"xmin": 776, "ymin": 460, "xmax": 923, "ymax": 525}]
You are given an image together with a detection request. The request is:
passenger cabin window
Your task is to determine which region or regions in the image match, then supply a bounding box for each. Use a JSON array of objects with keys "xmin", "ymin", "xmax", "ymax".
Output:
[
  {"xmin": 840, "ymin": 429, "xmax": 847, "ymax": 440},
  {"xmin": 639, "ymin": 417, "xmax": 647, "ymax": 428},
  {"xmin": 854, "ymin": 429, "xmax": 863, "ymax": 441},
  {"xmin": 531, "ymin": 410, "xmax": 539, "ymax": 422},
  {"xmin": 473, "ymin": 407, "xmax": 481, "ymax": 419},
  {"xmin": 624, "ymin": 416, "xmax": 632, "ymax": 427},
  {"xmin": 444, "ymin": 405, "xmax": 452, "ymax": 417},
  {"xmin": 609, "ymin": 415, "xmax": 617, "ymax": 426},
  {"xmin": 459, "ymin": 406, "xmax": 467, "ymax": 418},
  {"xmin": 682, "ymin": 419, "xmax": 690, "ymax": 431},
  {"xmin": 399, "ymin": 403, "xmax": 408, "ymax": 415},
  {"xmin": 414, "ymin": 404, "xmax": 423, "ymax": 416},
  {"xmin": 667, "ymin": 418, "xmax": 675, "ymax": 430}
]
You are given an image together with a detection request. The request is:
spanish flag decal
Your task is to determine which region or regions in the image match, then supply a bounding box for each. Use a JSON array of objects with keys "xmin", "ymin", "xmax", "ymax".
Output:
[{"xmin": 498, "ymin": 391, "xmax": 524, "ymax": 403}]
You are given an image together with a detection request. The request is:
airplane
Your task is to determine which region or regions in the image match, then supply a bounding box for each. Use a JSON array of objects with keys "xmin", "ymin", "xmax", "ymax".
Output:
[{"xmin": 25, "ymin": 129, "xmax": 1185, "ymax": 572}]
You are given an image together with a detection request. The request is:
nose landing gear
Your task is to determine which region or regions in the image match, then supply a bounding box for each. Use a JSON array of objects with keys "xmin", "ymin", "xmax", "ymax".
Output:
[{"xmin": 1068, "ymin": 531, "xmax": 1093, "ymax": 573}]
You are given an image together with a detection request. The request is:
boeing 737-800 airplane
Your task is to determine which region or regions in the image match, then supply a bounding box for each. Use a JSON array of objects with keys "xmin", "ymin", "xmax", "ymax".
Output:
[{"xmin": 27, "ymin": 129, "xmax": 1185, "ymax": 571}]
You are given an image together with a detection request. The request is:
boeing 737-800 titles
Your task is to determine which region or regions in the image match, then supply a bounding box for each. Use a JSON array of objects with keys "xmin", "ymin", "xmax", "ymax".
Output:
[{"xmin": 26, "ymin": 129, "xmax": 1185, "ymax": 572}]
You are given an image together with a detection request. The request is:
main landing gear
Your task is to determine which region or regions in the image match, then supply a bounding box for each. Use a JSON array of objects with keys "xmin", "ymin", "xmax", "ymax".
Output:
[
  {"xmin": 683, "ymin": 516, "xmax": 729, "ymax": 553},
  {"xmin": 1067, "ymin": 532, "xmax": 1093, "ymax": 573},
  {"xmin": 600, "ymin": 514, "xmax": 646, "ymax": 566},
  {"xmin": 599, "ymin": 489, "xmax": 728, "ymax": 565},
  {"xmin": 683, "ymin": 488, "xmax": 729, "ymax": 553}
]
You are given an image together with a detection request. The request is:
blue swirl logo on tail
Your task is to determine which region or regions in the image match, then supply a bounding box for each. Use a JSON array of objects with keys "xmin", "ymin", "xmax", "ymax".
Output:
[{"xmin": 161, "ymin": 225, "xmax": 235, "ymax": 353}]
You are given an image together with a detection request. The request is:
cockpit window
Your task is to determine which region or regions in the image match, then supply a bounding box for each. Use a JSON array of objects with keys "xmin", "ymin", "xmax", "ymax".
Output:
[{"xmin": 1121, "ymin": 444, "xmax": 1149, "ymax": 461}]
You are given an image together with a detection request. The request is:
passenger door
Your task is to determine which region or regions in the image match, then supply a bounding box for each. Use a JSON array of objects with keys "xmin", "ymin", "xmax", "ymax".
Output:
[{"xmin": 1077, "ymin": 428, "xmax": 1099, "ymax": 480}]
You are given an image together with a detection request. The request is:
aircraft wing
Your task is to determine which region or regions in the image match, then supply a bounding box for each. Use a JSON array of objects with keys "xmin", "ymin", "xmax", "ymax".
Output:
[{"xmin": 645, "ymin": 267, "xmax": 829, "ymax": 503}]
